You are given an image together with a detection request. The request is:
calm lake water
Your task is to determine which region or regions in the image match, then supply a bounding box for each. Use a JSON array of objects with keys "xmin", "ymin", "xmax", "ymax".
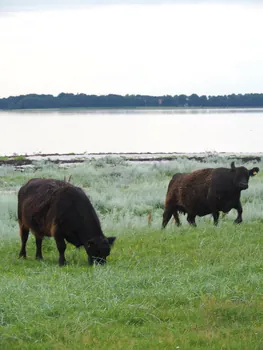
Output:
[{"xmin": 1, "ymin": 108, "xmax": 263, "ymax": 155}]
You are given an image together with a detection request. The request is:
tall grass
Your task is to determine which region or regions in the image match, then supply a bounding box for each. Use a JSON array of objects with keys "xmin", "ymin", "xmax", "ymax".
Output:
[{"xmin": 0, "ymin": 156, "xmax": 263, "ymax": 349}]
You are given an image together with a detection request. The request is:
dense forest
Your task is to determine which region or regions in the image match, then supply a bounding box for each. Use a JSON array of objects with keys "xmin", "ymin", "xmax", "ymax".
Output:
[{"xmin": 1, "ymin": 93, "xmax": 263, "ymax": 110}]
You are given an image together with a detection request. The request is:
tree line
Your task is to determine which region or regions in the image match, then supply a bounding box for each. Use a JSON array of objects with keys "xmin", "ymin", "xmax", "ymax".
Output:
[{"xmin": 1, "ymin": 93, "xmax": 263, "ymax": 109}]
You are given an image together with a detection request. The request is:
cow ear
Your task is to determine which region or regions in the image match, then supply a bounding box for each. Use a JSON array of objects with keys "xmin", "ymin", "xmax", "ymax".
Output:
[
  {"xmin": 107, "ymin": 236, "xmax": 116, "ymax": 247},
  {"xmin": 231, "ymin": 161, "xmax": 236, "ymax": 172},
  {"xmin": 249, "ymin": 167, "xmax": 259, "ymax": 177}
]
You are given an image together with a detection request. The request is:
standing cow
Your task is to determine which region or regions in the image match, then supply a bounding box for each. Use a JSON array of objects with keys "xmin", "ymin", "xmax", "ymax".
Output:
[
  {"xmin": 18, "ymin": 178, "xmax": 116, "ymax": 266},
  {"xmin": 162, "ymin": 162, "xmax": 259, "ymax": 228}
]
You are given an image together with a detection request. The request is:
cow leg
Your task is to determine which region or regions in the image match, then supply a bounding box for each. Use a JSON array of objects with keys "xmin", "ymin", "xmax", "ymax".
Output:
[
  {"xmin": 83, "ymin": 243, "xmax": 94, "ymax": 266},
  {"xmin": 173, "ymin": 210, "xmax": 181, "ymax": 227},
  {"xmin": 35, "ymin": 237, "xmax": 43, "ymax": 260},
  {"xmin": 162, "ymin": 207, "xmax": 173, "ymax": 228},
  {"xmin": 54, "ymin": 236, "xmax": 67, "ymax": 266},
  {"xmin": 88, "ymin": 255, "xmax": 94, "ymax": 266},
  {"xmin": 212, "ymin": 211, "xmax": 220, "ymax": 226},
  {"xmin": 19, "ymin": 224, "xmax": 29, "ymax": 258},
  {"xmin": 187, "ymin": 214, "xmax": 196, "ymax": 227},
  {"xmin": 234, "ymin": 200, "xmax": 243, "ymax": 224},
  {"xmin": 207, "ymin": 190, "xmax": 220, "ymax": 226}
]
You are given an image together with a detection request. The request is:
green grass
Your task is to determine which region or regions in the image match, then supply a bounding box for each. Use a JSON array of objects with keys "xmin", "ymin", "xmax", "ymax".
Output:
[
  {"xmin": 12, "ymin": 155, "xmax": 27, "ymax": 161},
  {"xmin": 0, "ymin": 155, "xmax": 26, "ymax": 161},
  {"xmin": 0, "ymin": 156, "xmax": 263, "ymax": 349}
]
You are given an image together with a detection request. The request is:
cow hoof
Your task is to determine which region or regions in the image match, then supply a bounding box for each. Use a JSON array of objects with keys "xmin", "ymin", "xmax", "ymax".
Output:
[
  {"xmin": 36, "ymin": 256, "xmax": 43, "ymax": 260},
  {"xmin": 19, "ymin": 254, "xmax": 26, "ymax": 259},
  {"xmin": 234, "ymin": 219, "xmax": 242, "ymax": 224},
  {"xmin": 59, "ymin": 260, "xmax": 67, "ymax": 266}
]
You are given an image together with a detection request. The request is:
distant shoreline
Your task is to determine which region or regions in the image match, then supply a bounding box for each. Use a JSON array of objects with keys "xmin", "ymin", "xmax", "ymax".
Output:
[
  {"xmin": 2, "ymin": 106, "xmax": 263, "ymax": 112},
  {"xmin": 1, "ymin": 152, "xmax": 261, "ymax": 169},
  {"xmin": 1, "ymin": 92, "xmax": 263, "ymax": 110}
]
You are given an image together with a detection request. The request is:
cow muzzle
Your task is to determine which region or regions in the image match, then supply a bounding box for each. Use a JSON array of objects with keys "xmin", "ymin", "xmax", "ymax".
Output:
[{"xmin": 93, "ymin": 257, "xmax": 106, "ymax": 265}]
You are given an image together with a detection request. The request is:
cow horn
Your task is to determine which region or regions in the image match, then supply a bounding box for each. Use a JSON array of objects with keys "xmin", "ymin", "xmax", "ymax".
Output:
[{"xmin": 231, "ymin": 161, "xmax": 235, "ymax": 170}]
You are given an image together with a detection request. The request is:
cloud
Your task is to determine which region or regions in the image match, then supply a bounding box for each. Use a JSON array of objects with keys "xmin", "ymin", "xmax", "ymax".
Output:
[{"xmin": 1, "ymin": 2, "xmax": 263, "ymax": 97}]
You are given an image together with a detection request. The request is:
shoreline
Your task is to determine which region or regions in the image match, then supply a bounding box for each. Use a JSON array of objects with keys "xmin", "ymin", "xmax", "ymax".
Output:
[
  {"xmin": 0, "ymin": 151, "xmax": 262, "ymax": 169},
  {"xmin": 2, "ymin": 106, "xmax": 263, "ymax": 113}
]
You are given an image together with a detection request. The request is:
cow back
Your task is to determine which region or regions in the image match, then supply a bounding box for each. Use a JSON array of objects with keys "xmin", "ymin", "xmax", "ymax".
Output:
[
  {"xmin": 165, "ymin": 168, "xmax": 213, "ymax": 214},
  {"xmin": 18, "ymin": 178, "xmax": 104, "ymax": 243}
]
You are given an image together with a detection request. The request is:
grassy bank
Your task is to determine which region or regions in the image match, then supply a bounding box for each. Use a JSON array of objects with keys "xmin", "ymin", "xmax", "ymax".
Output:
[{"xmin": 0, "ymin": 156, "xmax": 263, "ymax": 349}]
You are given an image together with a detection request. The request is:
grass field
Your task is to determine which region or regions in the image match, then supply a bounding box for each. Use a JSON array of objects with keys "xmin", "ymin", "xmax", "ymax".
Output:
[{"xmin": 0, "ymin": 156, "xmax": 263, "ymax": 349}]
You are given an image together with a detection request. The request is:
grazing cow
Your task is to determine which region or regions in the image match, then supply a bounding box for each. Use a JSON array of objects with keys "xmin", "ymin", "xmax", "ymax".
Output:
[
  {"xmin": 162, "ymin": 162, "xmax": 259, "ymax": 228},
  {"xmin": 18, "ymin": 178, "xmax": 116, "ymax": 266}
]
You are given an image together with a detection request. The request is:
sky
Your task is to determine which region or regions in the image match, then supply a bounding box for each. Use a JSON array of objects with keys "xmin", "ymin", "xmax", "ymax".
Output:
[{"xmin": 1, "ymin": 0, "xmax": 263, "ymax": 98}]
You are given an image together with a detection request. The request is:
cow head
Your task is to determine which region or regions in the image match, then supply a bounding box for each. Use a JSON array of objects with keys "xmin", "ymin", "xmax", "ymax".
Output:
[
  {"xmin": 231, "ymin": 161, "xmax": 259, "ymax": 190},
  {"xmin": 86, "ymin": 236, "xmax": 116, "ymax": 266}
]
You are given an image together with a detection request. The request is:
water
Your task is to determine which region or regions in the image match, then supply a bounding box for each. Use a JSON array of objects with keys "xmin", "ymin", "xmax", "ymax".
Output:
[{"xmin": 0, "ymin": 108, "xmax": 262, "ymax": 155}]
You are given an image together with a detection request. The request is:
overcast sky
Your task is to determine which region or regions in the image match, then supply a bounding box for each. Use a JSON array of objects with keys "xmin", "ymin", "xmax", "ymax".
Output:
[{"xmin": 1, "ymin": 1, "xmax": 263, "ymax": 97}]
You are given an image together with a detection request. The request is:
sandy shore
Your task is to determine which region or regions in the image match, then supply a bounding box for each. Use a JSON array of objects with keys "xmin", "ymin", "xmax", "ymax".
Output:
[{"xmin": 0, "ymin": 151, "xmax": 262, "ymax": 169}]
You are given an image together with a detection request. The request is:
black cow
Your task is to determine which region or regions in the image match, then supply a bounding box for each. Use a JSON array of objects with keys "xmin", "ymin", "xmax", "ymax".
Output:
[
  {"xmin": 18, "ymin": 178, "xmax": 116, "ymax": 266},
  {"xmin": 162, "ymin": 162, "xmax": 259, "ymax": 227}
]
